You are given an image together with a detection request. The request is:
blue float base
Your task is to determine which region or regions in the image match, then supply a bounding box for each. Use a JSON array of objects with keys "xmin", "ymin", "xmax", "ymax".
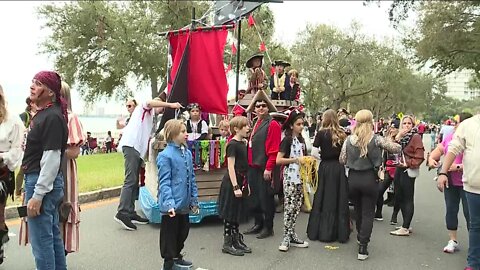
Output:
[{"xmin": 139, "ymin": 186, "xmax": 218, "ymax": 224}]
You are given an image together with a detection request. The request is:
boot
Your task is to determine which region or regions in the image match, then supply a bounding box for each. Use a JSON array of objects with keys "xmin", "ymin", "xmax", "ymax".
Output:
[
  {"xmin": 163, "ymin": 260, "xmax": 174, "ymax": 270},
  {"xmin": 243, "ymin": 224, "xmax": 262, "ymax": 235},
  {"xmin": 256, "ymin": 227, "xmax": 274, "ymax": 239},
  {"xmin": 357, "ymin": 244, "xmax": 369, "ymax": 261},
  {"xmin": 233, "ymin": 233, "xmax": 252, "ymax": 253},
  {"xmin": 222, "ymin": 235, "xmax": 244, "ymax": 256}
]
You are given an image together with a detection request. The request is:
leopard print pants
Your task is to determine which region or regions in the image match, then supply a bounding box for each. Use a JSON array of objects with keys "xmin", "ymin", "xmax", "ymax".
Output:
[{"xmin": 283, "ymin": 181, "xmax": 303, "ymax": 239}]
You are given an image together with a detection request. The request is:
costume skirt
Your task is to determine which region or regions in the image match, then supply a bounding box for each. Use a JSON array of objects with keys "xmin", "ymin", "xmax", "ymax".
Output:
[
  {"xmin": 307, "ymin": 159, "xmax": 350, "ymax": 243},
  {"xmin": 217, "ymin": 172, "xmax": 248, "ymax": 223}
]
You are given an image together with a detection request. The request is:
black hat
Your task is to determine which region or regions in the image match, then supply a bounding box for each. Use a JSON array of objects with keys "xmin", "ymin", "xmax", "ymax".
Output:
[
  {"xmin": 186, "ymin": 103, "xmax": 201, "ymax": 112},
  {"xmin": 273, "ymin": 60, "xmax": 291, "ymax": 67},
  {"xmin": 339, "ymin": 118, "xmax": 350, "ymax": 128},
  {"xmin": 391, "ymin": 119, "xmax": 400, "ymax": 129},
  {"xmin": 282, "ymin": 109, "xmax": 305, "ymax": 130},
  {"xmin": 246, "ymin": 53, "xmax": 264, "ymax": 69}
]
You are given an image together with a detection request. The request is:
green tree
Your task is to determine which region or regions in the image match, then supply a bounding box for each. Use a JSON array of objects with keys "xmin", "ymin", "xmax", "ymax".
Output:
[
  {"xmin": 38, "ymin": 1, "xmax": 209, "ymax": 102},
  {"xmin": 404, "ymin": 1, "xmax": 480, "ymax": 78}
]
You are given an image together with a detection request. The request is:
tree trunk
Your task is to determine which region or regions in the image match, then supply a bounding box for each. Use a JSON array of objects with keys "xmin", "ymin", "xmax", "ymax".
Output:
[{"xmin": 150, "ymin": 76, "xmax": 159, "ymax": 99}]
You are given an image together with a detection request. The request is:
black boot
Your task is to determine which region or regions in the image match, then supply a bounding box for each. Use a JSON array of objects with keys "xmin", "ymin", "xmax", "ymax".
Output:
[
  {"xmin": 233, "ymin": 233, "xmax": 252, "ymax": 253},
  {"xmin": 163, "ymin": 260, "xmax": 174, "ymax": 270},
  {"xmin": 243, "ymin": 224, "xmax": 262, "ymax": 235},
  {"xmin": 256, "ymin": 228, "xmax": 274, "ymax": 239},
  {"xmin": 357, "ymin": 244, "xmax": 369, "ymax": 261},
  {"xmin": 222, "ymin": 235, "xmax": 244, "ymax": 256}
]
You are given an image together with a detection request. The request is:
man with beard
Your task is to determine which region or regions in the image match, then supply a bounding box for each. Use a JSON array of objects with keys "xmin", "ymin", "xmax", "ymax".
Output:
[{"xmin": 244, "ymin": 90, "xmax": 281, "ymax": 239}]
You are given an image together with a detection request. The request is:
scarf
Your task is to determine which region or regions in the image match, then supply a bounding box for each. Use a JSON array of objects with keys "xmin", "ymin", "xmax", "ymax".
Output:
[
  {"xmin": 399, "ymin": 127, "xmax": 418, "ymax": 149},
  {"xmin": 273, "ymin": 73, "xmax": 286, "ymax": 93}
]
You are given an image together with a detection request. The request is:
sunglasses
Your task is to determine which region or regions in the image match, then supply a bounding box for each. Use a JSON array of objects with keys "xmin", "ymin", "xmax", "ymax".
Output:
[
  {"xmin": 126, "ymin": 104, "xmax": 133, "ymax": 108},
  {"xmin": 255, "ymin": 104, "xmax": 267, "ymax": 108}
]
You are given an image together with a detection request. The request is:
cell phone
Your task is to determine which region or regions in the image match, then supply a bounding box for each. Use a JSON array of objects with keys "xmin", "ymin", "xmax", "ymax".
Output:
[{"xmin": 17, "ymin": 205, "xmax": 27, "ymax": 218}]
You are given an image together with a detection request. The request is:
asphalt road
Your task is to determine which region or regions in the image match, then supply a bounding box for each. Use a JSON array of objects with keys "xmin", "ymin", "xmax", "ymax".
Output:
[{"xmin": 1, "ymin": 157, "xmax": 470, "ymax": 269}]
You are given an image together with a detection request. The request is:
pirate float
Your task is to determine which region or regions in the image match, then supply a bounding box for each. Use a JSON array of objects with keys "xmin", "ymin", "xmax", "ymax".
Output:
[{"xmin": 139, "ymin": 1, "xmax": 313, "ymax": 224}]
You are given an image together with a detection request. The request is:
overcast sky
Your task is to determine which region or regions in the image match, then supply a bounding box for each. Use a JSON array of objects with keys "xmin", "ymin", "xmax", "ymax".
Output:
[{"xmin": 0, "ymin": 1, "xmax": 398, "ymax": 115}]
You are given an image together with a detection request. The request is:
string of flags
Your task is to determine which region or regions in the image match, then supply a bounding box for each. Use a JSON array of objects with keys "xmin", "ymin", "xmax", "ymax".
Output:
[{"xmin": 225, "ymin": 12, "xmax": 274, "ymax": 75}]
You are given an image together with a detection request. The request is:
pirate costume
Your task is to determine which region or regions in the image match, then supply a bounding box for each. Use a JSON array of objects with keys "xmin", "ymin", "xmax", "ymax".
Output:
[
  {"xmin": 244, "ymin": 90, "xmax": 281, "ymax": 239},
  {"xmin": 246, "ymin": 54, "xmax": 268, "ymax": 95},
  {"xmin": 270, "ymin": 60, "xmax": 292, "ymax": 100}
]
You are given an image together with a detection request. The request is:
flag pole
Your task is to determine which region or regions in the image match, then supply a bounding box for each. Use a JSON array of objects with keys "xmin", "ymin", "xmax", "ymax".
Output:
[{"xmin": 235, "ymin": 18, "xmax": 242, "ymax": 102}]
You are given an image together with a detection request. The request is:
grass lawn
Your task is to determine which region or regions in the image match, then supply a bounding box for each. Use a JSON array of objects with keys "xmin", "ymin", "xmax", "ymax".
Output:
[
  {"xmin": 76, "ymin": 152, "xmax": 125, "ymax": 193},
  {"xmin": 7, "ymin": 153, "xmax": 125, "ymax": 206}
]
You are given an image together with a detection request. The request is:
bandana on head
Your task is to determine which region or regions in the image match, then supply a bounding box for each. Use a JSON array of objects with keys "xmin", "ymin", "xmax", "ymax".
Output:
[
  {"xmin": 34, "ymin": 71, "xmax": 61, "ymax": 96},
  {"xmin": 33, "ymin": 70, "xmax": 68, "ymax": 123}
]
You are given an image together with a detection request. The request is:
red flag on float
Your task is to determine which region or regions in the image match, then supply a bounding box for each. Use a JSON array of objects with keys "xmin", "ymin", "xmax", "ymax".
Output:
[
  {"xmin": 259, "ymin": 41, "xmax": 266, "ymax": 52},
  {"xmin": 270, "ymin": 66, "xmax": 276, "ymax": 76},
  {"xmin": 248, "ymin": 14, "xmax": 256, "ymax": 27},
  {"xmin": 231, "ymin": 43, "xmax": 237, "ymax": 55}
]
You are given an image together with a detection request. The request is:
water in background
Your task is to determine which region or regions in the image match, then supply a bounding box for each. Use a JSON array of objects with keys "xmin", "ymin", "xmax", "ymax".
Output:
[{"xmin": 78, "ymin": 116, "xmax": 121, "ymax": 140}]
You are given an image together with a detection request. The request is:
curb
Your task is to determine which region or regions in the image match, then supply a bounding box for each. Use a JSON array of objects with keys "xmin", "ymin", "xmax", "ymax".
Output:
[{"xmin": 5, "ymin": 186, "xmax": 122, "ymax": 220}]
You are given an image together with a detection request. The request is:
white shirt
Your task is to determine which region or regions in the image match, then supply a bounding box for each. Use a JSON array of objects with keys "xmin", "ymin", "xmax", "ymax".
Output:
[
  {"xmin": 0, "ymin": 114, "xmax": 25, "ymax": 171},
  {"xmin": 187, "ymin": 120, "xmax": 208, "ymax": 141},
  {"xmin": 440, "ymin": 124, "xmax": 455, "ymax": 141},
  {"xmin": 118, "ymin": 102, "xmax": 153, "ymax": 159}
]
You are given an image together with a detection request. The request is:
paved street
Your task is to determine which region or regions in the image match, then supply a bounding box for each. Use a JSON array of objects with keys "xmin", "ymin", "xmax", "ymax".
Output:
[{"xmin": 1, "ymin": 163, "xmax": 470, "ymax": 270}]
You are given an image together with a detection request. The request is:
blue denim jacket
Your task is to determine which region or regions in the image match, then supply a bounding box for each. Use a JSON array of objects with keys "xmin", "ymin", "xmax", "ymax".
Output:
[{"xmin": 157, "ymin": 142, "xmax": 198, "ymax": 215}]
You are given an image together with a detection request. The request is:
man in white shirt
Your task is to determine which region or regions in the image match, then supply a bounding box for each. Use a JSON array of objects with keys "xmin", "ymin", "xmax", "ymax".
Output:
[
  {"xmin": 438, "ymin": 111, "xmax": 480, "ymax": 270},
  {"xmin": 114, "ymin": 97, "xmax": 181, "ymax": 231}
]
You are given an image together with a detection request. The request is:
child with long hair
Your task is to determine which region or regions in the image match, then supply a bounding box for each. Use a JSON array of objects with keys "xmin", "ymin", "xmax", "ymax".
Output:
[
  {"xmin": 276, "ymin": 110, "xmax": 309, "ymax": 252},
  {"xmin": 307, "ymin": 109, "xmax": 350, "ymax": 243},
  {"xmin": 217, "ymin": 116, "xmax": 251, "ymax": 256}
]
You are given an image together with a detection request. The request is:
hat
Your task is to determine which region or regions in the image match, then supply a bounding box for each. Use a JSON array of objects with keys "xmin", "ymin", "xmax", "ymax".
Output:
[
  {"xmin": 270, "ymin": 112, "xmax": 288, "ymax": 124},
  {"xmin": 282, "ymin": 109, "xmax": 305, "ymax": 130},
  {"xmin": 391, "ymin": 119, "xmax": 400, "ymax": 129},
  {"xmin": 232, "ymin": 103, "xmax": 246, "ymax": 116},
  {"xmin": 33, "ymin": 71, "xmax": 61, "ymax": 96},
  {"xmin": 238, "ymin": 89, "xmax": 246, "ymax": 93},
  {"xmin": 246, "ymin": 54, "xmax": 264, "ymax": 69},
  {"xmin": 273, "ymin": 60, "xmax": 291, "ymax": 67},
  {"xmin": 246, "ymin": 90, "xmax": 277, "ymax": 113}
]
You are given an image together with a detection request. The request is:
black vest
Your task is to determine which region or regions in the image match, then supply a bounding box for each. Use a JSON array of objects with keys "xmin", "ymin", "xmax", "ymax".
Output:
[
  {"xmin": 250, "ymin": 116, "xmax": 272, "ymax": 167},
  {"xmin": 186, "ymin": 120, "xmax": 203, "ymax": 134}
]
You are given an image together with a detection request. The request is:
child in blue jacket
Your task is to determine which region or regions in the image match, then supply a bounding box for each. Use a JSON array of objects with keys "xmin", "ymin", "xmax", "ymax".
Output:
[{"xmin": 157, "ymin": 119, "xmax": 198, "ymax": 270}]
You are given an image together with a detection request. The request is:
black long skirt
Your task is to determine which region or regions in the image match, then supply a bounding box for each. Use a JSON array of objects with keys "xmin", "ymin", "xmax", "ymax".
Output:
[
  {"xmin": 217, "ymin": 173, "xmax": 247, "ymax": 223},
  {"xmin": 307, "ymin": 159, "xmax": 350, "ymax": 243}
]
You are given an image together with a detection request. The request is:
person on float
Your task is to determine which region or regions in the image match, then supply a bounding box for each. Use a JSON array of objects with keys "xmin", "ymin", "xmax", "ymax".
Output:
[
  {"xmin": 270, "ymin": 60, "xmax": 292, "ymax": 100},
  {"xmin": 186, "ymin": 103, "xmax": 209, "ymax": 142},
  {"xmin": 246, "ymin": 54, "xmax": 267, "ymax": 95}
]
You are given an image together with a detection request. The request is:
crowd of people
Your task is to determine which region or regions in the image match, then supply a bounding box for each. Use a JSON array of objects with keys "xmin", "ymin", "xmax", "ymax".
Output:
[{"xmin": 0, "ymin": 68, "xmax": 479, "ymax": 270}]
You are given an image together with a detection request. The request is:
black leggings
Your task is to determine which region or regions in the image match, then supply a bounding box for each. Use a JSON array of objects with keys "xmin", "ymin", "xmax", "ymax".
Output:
[
  {"xmin": 376, "ymin": 173, "xmax": 394, "ymax": 216},
  {"xmin": 394, "ymin": 168, "xmax": 416, "ymax": 228}
]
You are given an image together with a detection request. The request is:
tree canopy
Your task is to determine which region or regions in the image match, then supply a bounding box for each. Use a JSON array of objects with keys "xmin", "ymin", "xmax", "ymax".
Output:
[{"xmin": 291, "ymin": 22, "xmax": 439, "ymax": 117}]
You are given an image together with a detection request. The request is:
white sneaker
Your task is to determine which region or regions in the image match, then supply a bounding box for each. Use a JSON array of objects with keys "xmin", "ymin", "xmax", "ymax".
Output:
[
  {"xmin": 443, "ymin": 240, "xmax": 459, "ymax": 253},
  {"xmin": 278, "ymin": 238, "xmax": 290, "ymax": 252}
]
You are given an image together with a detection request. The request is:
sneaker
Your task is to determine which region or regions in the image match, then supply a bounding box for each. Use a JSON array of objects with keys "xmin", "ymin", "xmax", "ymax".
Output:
[
  {"xmin": 278, "ymin": 237, "xmax": 290, "ymax": 252},
  {"xmin": 174, "ymin": 256, "xmax": 193, "ymax": 268},
  {"xmin": 131, "ymin": 214, "xmax": 149, "ymax": 225},
  {"xmin": 358, "ymin": 244, "xmax": 369, "ymax": 261},
  {"xmin": 114, "ymin": 213, "xmax": 137, "ymax": 231},
  {"xmin": 390, "ymin": 227, "xmax": 410, "ymax": 236},
  {"xmin": 443, "ymin": 240, "xmax": 459, "ymax": 253},
  {"xmin": 290, "ymin": 235, "xmax": 309, "ymax": 248},
  {"xmin": 374, "ymin": 215, "xmax": 384, "ymax": 221},
  {"xmin": 390, "ymin": 220, "xmax": 398, "ymax": 225},
  {"xmin": 395, "ymin": 226, "xmax": 413, "ymax": 233}
]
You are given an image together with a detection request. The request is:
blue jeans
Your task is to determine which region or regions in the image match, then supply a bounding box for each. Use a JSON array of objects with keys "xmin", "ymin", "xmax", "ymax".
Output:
[
  {"xmin": 25, "ymin": 173, "xmax": 67, "ymax": 270},
  {"xmin": 444, "ymin": 185, "xmax": 469, "ymax": 231},
  {"xmin": 466, "ymin": 191, "xmax": 480, "ymax": 269}
]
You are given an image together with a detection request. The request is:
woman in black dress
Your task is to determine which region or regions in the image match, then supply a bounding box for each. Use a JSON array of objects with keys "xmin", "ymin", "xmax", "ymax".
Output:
[
  {"xmin": 307, "ymin": 109, "xmax": 350, "ymax": 243},
  {"xmin": 217, "ymin": 116, "xmax": 251, "ymax": 256}
]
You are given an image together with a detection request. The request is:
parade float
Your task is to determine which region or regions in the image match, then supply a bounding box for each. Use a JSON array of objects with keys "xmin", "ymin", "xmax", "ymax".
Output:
[{"xmin": 139, "ymin": 0, "xmax": 314, "ymax": 224}]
